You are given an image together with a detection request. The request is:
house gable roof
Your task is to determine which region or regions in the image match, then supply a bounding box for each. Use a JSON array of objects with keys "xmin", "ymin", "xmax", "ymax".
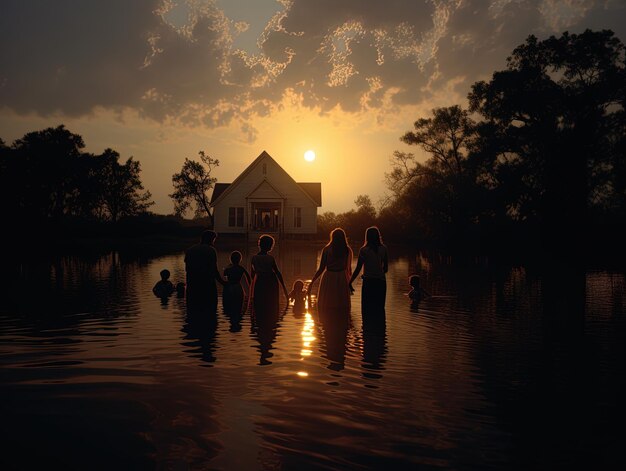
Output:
[
  {"xmin": 247, "ymin": 179, "xmax": 285, "ymax": 199},
  {"xmin": 210, "ymin": 151, "xmax": 321, "ymax": 207},
  {"xmin": 210, "ymin": 183, "xmax": 230, "ymax": 205},
  {"xmin": 298, "ymin": 182, "xmax": 322, "ymax": 206}
]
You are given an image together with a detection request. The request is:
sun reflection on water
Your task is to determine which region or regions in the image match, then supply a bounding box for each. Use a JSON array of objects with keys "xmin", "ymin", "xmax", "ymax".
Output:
[
  {"xmin": 300, "ymin": 310, "xmax": 316, "ymax": 358},
  {"xmin": 298, "ymin": 300, "xmax": 316, "ymax": 378}
]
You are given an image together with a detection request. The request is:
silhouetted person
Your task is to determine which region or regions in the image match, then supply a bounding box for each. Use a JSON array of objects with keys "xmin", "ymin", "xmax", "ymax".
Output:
[
  {"xmin": 184, "ymin": 230, "xmax": 225, "ymax": 314},
  {"xmin": 153, "ymin": 269, "xmax": 175, "ymax": 298},
  {"xmin": 349, "ymin": 226, "xmax": 388, "ymax": 317},
  {"xmin": 175, "ymin": 282, "xmax": 186, "ymax": 298},
  {"xmin": 408, "ymin": 274, "xmax": 430, "ymax": 303},
  {"xmin": 288, "ymin": 279, "xmax": 307, "ymax": 317},
  {"xmin": 308, "ymin": 227, "xmax": 353, "ymax": 313},
  {"xmin": 223, "ymin": 250, "xmax": 251, "ymax": 319},
  {"xmin": 250, "ymin": 234, "xmax": 289, "ymax": 314}
]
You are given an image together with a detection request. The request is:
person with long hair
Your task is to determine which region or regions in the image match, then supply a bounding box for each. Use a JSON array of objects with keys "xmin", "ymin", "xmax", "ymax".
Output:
[
  {"xmin": 308, "ymin": 227, "xmax": 353, "ymax": 312},
  {"xmin": 349, "ymin": 226, "xmax": 388, "ymax": 315}
]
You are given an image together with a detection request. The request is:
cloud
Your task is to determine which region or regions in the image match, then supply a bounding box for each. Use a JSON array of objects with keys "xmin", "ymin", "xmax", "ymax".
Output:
[{"xmin": 1, "ymin": 0, "xmax": 624, "ymax": 137}]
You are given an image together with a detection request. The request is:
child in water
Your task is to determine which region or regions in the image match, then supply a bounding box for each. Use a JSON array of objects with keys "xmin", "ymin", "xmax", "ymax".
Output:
[
  {"xmin": 223, "ymin": 251, "xmax": 251, "ymax": 314},
  {"xmin": 153, "ymin": 269, "xmax": 175, "ymax": 298},
  {"xmin": 288, "ymin": 279, "xmax": 307, "ymax": 313},
  {"xmin": 408, "ymin": 274, "xmax": 430, "ymax": 302}
]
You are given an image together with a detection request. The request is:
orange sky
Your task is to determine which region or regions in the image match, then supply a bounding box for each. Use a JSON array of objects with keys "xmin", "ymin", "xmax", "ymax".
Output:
[
  {"xmin": 0, "ymin": 91, "xmax": 463, "ymax": 214},
  {"xmin": 1, "ymin": 0, "xmax": 623, "ymax": 215}
]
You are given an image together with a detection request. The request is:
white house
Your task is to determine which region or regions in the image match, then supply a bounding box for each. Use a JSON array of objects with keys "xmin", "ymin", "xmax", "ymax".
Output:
[{"xmin": 210, "ymin": 151, "xmax": 321, "ymax": 239}]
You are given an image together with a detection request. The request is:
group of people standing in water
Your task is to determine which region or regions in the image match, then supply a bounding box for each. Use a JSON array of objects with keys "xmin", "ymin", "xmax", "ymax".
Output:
[{"xmin": 175, "ymin": 226, "xmax": 389, "ymax": 318}]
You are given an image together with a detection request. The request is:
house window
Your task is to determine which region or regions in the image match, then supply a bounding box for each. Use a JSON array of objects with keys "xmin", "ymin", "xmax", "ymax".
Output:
[
  {"xmin": 229, "ymin": 207, "xmax": 244, "ymax": 227},
  {"xmin": 293, "ymin": 207, "xmax": 302, "ymax": 228}
]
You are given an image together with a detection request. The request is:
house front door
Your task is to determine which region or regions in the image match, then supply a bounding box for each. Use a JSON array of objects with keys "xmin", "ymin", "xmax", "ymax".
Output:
[{"xmin": 251, "ymin": 202, "xmax": 281, "ymax": 233}]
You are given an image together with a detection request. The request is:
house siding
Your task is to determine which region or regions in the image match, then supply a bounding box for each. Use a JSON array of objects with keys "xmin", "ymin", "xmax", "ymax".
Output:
[{"xmin": 212, "ymin": 153, "xmax": 319, "ymax": 235}]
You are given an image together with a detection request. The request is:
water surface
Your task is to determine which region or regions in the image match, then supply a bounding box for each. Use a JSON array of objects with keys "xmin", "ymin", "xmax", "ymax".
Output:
[{"xmin": 1, "ymin": 242, "xmax": 624, "ymax": 469}]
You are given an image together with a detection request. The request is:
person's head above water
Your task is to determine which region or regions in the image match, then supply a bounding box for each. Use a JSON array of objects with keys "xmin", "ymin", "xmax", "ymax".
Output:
[
  {"xmin": 292, "ymin": 279, "xmax": 304, "ymax": 292},
  {"xmin": 258, "ymin": 234, "xmax": 274, "ymax": 252},
  {"xmin": 160, "ymin": 269, "xmax": 171, "ymax": 280},
  {"xmin": 230, "ymin": 250, "xmax": 242, "ymax": 265},
  {"xmin": 330, "ymin": 227, "xmax": 348, "ymax": 246},
  {"xmin": 364, "ymin": 226, "xmax": 382, "ymax": 249},
  {"xmin": 201, "ymin": 230, "xmax": 217, "ymax": 245},
  {"xmin": 409, "ymin": 274, "xmax": 420, "ymax": 288}
]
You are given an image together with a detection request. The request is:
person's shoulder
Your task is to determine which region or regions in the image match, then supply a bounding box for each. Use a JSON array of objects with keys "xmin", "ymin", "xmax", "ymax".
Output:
[{"xmin": 185, "ymin": 243, "xmax": 202, "ymax": 254}]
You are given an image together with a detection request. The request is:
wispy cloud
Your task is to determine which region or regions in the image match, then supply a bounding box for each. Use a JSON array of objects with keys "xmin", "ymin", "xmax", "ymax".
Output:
[{"xmin": 1, "ymin": 0, "xmax": 623, "ymax": 140}]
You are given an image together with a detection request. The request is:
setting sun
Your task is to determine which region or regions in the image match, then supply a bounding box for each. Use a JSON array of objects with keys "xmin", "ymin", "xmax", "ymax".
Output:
[{"xmin": 304, "ymin": 150, "xmax": 316, "ymax": 162}]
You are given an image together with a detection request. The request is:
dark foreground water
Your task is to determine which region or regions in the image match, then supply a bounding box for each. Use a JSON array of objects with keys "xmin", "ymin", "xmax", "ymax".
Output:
[{"xmin": 1, "ymin": 242, "xmax": 625, "ymax": 470}]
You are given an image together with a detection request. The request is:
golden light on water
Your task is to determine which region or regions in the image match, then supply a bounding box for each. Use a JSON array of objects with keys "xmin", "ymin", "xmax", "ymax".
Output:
[
  {"xmin": 304, "ymin": 150, "xmax": 316, "ymax": 162},
  {"xmin": 297, "ymin": 371, "xmax": 309, "ymax": 377},
  {"xmin": 301, "ymin": 312, "xmax": 315, "ymax": 357}
]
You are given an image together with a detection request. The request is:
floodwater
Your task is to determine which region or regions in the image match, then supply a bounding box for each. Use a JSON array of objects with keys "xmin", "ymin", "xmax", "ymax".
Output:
[{"xmin": 1, "ymin": 241, "xmax": 625, "ymax": 470}]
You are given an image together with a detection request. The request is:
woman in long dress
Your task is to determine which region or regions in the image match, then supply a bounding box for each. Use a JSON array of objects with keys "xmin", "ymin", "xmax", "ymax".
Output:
[{"xmin": 308, "ymin": 228, "xmax": 353, "ymax": 313}]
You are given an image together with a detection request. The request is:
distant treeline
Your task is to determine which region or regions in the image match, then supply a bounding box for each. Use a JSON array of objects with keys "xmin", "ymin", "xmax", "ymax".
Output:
[
  {"xmin": 0, "ymin": 125, "xmax": 211, "ymax": 242},
  {"xmin": 0, "ymin": 125, "xmax": 152, "ymax": 225},
  {"xmin": 320, "ymin": 30, "xmax": 626, "ymax": 256}
]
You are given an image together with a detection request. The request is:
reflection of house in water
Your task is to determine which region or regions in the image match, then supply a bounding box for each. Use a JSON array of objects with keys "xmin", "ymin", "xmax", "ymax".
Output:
[{"xmin": 210, "ymin": 151, "xmax": 321, "ymax": 240}]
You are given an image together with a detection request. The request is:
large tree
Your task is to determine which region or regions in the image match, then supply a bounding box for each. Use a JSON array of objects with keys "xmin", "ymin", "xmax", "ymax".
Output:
[
  {"xmin": 468, "ymin": 29, "xmax": 626, "ymax": 245},
  {"xmin": 387, "ymin": 105, "xmax": 479, "ymax": 239},
  {"xmin": 170, "ymin": 151, "xmax": 219, "ymax": 221},
  {"xmin": 96, "ymin": 149, "xmax": 154, "ymax": 222},
  {"xmin": 1, "ymin": 126, "xmax": 154, "ymax": 226},
  {"xmin": 10, "ymin": 125, "xmax": 85, "ymax": 221}
]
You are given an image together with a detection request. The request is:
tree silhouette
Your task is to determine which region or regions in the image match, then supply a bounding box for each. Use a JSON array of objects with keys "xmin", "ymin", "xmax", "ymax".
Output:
[
  {"xmin": 387, "ymin": 106, "xmax": 479, "ymax": 239},
  {"xmin": 378, "ymin": 29, "xmax": 626, "ymax": 248},
  {"xmin": 96, "ymin": 149, "xmax": 154, "ymax": 222},
  {"xmin": 0, "ymin": 125, "xmax": 154, "ymax": 230},
  {"xmin": 469, "ymin": 29, "xmax": 626, "ymax": 247},
  {"xmin": 170, "ymin": 151, "xmax": 219, "ymax": 222},
  {"xmin": 11, "ymin": 125, "xmax": 85, "ymax": 222}
]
